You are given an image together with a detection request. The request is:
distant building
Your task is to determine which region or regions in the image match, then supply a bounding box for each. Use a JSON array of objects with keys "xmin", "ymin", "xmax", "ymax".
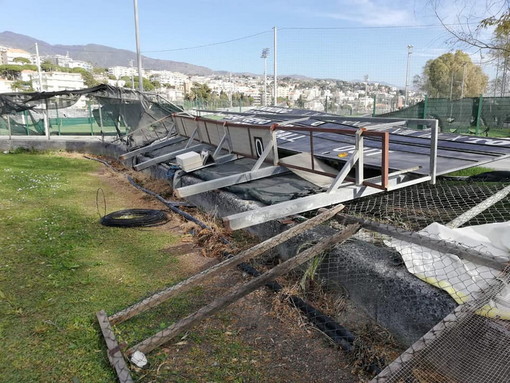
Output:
[
  {"xmin": 53, "ymin": 54, "xmax": 93, "ymax": 71},
  {"xmin": 108, "ymin": 66, "xmax": 138, "ymax": 79},
  {"xmin": 147, "ymin": 70, "xmax": 187, "ymax": 87},
  {"xmin": 0, "ymin": 47, "xmax": 33, "ymax": 65},
  {"xmin": 20, "ymin": 70, "xmax": 85, "ymax": 92}
]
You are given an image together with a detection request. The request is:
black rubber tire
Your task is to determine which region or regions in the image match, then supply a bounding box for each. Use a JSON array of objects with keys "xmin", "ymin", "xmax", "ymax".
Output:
[{"xmin": 100, "ymin": 209, "xmax": 168, "ymax": 227}]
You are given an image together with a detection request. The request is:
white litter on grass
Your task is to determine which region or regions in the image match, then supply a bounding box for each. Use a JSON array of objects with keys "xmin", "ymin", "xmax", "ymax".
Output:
[
  {"xmin": 130, "ymin": 350, "xmax": 148, "ymax": 368},
  {"xmin": 388, "ymin": 221, "xmax": 510, "ymax": 319}
]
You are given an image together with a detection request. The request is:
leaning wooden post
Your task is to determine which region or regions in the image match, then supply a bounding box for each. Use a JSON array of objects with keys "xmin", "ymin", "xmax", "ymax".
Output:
[
  {"xmin": 127, "ymin": 223, "xmax": 360, "ymax": 356},
  {"xmin": 96, "ymin": 310, "xmax": 134, "ymax": 383},
  {"xmin": 109, "ymin": 204, "xmax": 346, "ymax": 325}
]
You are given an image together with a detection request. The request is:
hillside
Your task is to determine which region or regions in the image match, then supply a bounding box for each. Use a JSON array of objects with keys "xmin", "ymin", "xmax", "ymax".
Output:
[{"xmin": 0, "ymin": 31, "xmax": 213, "ymax": 75}]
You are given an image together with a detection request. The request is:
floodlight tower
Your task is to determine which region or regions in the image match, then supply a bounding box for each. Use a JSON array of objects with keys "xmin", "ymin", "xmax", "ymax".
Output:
[
  {"xmin": 133, "ymin": 0, "xmax": 143, "ymax": 92},
  {"xmin": 404, "ymin": 44, "xmax": 413, "ymax": 107},
  {"xmin": 261, "ymin": 48, "xmax": 269, "ymax": 106}
]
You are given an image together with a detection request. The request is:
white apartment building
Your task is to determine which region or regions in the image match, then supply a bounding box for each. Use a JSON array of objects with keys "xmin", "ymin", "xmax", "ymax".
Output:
[
  {"xmin": 53, "ymin": 54, "xmax": 93, "ymax": 71},
  {"xmin": 108, "ymin": 66, "xmax": 138, "ymax": 79},
  {"xmin": 0, "ymin": 47, "xmax": 34, "ymax": 65},
  {"xmin": 20, "ymin": 70, "xmax": 85, "ymax": 92},
  {"xmin": 147, "ymin": 70, "xmax": 187, "ymax": 87}
]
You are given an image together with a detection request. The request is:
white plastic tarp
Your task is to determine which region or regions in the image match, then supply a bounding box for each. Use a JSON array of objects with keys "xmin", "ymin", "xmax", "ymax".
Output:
[{"xmin": 388, "ymin": 221, "xmax": 510, "ymax": 319}]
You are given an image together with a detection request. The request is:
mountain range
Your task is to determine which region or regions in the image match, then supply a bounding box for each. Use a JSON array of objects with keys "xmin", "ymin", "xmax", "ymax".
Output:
[
  {"xmin": 0, "ymin": 31, "xmax": 214, "ymax": 75},
  {"xmin": 0, "ymin": 31, "xmax": 400, "ymax": 86}
]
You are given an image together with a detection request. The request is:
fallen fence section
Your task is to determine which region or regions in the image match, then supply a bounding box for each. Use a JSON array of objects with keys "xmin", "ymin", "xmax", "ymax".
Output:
[
  {"xmin": 372, "ymin": 265, "xmax": 510, "ymax": 383},
  {"xmin": 96, "ymin": 205, "xmax": 358, "ymax": 382}
]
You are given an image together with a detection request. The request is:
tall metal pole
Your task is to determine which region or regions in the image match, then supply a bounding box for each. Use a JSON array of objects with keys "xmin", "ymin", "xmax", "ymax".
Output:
[
  {"xmin": 261, "ymin": 48, "xmax": 269, "ymax": 106},
  {"xmin": 133, "ymin": 0, "xmax": 143, "ymax": 92},
  {"xmin": 35, "ymin": 43, "xmax": 50, "ymax": 139},
  {"xmin": 273, "ymin": 26, "xmax": 278, "ymax": 106},
  {"xmin": 35, "ymin": 43, "xmax": 43, "ymax": 92},
  {"xmin": 404, "ymin": 44, "xmax": 413, "ymax": 107},
  {"xmin": 264, "ymin": 56, "xmax": 267, "ymax": 106}
]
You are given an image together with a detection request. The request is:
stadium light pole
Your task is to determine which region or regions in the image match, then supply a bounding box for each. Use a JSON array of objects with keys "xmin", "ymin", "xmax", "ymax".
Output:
[
  {"xmin": 404, "ymin": 44, "xmax": 413, "ymax": 107},
  {"xmin": 133, "ymin": 0, "xmax": 143, "ymax": 92},
  {"xmin": 35, "ymin": 42, "xmax": 50, "ymax": 140},
  {"xmin": 273, "ymin": 26, "xmax": 278, "ymax": 106},
  {"xmin": 261, "ymin": 48, "xmax": 269, "ymax": 106}
]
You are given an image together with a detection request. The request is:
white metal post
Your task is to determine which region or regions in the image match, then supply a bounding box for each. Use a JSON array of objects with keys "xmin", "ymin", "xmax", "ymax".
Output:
[
  {"xmin": 264, "ymin": 56, "xmax": 267, "ymax": 106},
  {"xmin": 355, "ymin": 130, "xmax": 364, "ymax": 185},
  {"xmin": 261, "ymin": 48, "xmax": 269, "ymax": 106},
  {"xmin": 273, "ymin": 26, "xmax": 278, "ymax": 106},
  {"xmin": 429, "ymin": 120, "xmax": 438, "ymax": 185},
  {"xmin": 35, "ymin": 42, "xmax": 50, "ymax": 140},
  {"xmin": 133, "ymin": 0, "xmax": 143, "ymax": 92},
  {"xmin": 404, "ymin": 45, "xmax": 413, "ymax": 107}
]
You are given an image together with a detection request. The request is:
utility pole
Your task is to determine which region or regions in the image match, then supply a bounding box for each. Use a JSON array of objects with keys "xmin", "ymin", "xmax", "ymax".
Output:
[
  {"xmin": 133, "ymin": 0, "xmax": 143, "ymax": 92},
  {"xmin": 404, "ymin": 45, "xmax": 413, "ymax": 107},
  {"xmin": 35, "ymin": 43, "xmax": 43, "ymax": 92},
  {"xmin": 261, "ymin": 48, "xmax": 269, "ymax": 106},
  {"xmin": 273, "ymin": 26, "xmax": 278, "ymax": 106},
  {"xmin": 35, "ymin": 43, "xmax": 50, "ymax": 139}
]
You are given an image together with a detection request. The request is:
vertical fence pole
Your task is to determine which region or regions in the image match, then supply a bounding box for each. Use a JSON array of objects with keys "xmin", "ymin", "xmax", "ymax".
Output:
[
  {"xmin": 7, "ymin": 114, "xmax": 12, "ymax": 140},
  {"xmin": 372, "ymin": 94, "xmax": 377, "ymax": 116},
  {"xmin": 418, "ymin": 95, "xmax": 429, "ymax": 130},
  {"xmin": 24, "ymin": 110, "xmax": 29, "ymax": 136},
  {"xmin": 98, "ymin": 104, "xmax": 104, "ymax": 142},
  {"xmin": 44, "ymin": 99, "xmax": 50, "ymax": 140},
  {"xmin": 429, "ymin": 119, "xmax": 439, "ymax": 185},
  {"xmin": 88, "ymin": 101, "xmax": 94, "ymax": 135},
  {"xmin": 55, "ymin": 102, "xmax": 61, "ymax": 136},
  {"xmin": 475, "ymin": 94, "xmax": 483, "ymax": 135}
]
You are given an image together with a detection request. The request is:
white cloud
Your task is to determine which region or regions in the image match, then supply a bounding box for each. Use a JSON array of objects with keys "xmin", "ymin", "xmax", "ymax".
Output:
[{"xmin": 314, "ymin": 0, "xmax": 417, "ymax": 26}]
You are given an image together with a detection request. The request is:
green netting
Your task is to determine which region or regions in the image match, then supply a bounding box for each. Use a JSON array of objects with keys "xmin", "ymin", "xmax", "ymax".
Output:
[
  {"xmin": 377, "ymin": 96, "xmax": 510, "ymax": 137},
  {"xmin": 0, "ymin": 85, "xmax": 183, "ymax": 145}
]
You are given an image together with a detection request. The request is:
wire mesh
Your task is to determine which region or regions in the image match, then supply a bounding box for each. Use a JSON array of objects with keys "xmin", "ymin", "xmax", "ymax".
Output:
[
  {"xmin": 373, "ymin": 266, "xmax": 510, "ymax": 383},
  {"xmin": 343, "ymin": 179, "xmax": 510, "ymax": 230},
  {"xmin": 379, "ymin": 96, "xmax": 510, "ymax": 137}
]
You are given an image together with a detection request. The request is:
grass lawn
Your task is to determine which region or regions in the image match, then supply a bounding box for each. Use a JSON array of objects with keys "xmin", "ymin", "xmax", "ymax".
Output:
[
  {"xmin": 0, "ymin": 151, "xmax": 282, "ymax": 383},
  {"xmin": 444, "ymin": 166, "xmax": 495, "ymax": 177},
  {"xmin": 0, "ymin": 151, "xmax": 187, "ymax": 382}
]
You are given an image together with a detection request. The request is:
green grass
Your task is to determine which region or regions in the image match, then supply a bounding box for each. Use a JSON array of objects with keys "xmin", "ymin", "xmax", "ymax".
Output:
[
  {"xmin": 0, "ymin": 152, "xmax": 188, "ymax": 382},
  {"xmin": 444, "ymin": 166, "xmax": 494, "ymax": 177},
  {"xmin": 0, "ymin": 151, "xmax": 273, "ymax": 383}
]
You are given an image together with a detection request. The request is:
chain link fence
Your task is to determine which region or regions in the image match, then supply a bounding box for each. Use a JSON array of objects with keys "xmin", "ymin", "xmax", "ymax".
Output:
[{"xmin": 378, "ymin": 96, "xmax": 510, "ymax": 138}]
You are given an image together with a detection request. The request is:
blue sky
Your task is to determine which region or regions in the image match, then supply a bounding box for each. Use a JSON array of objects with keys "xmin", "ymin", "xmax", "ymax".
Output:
[{"xmin": 0, "ymin": 0, "xmax": 499, "ymax": 86}]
